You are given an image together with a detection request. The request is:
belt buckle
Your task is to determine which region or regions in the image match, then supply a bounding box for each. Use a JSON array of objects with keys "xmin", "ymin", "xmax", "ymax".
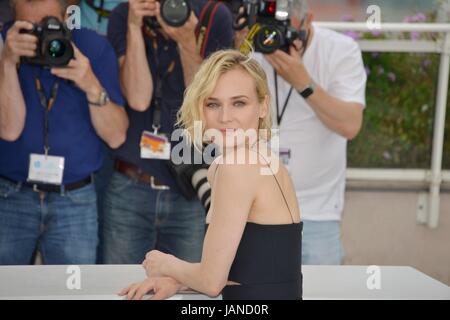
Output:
[{"xmin": 150, "ymin": 176, "xmax": 170, "ymax": 190}]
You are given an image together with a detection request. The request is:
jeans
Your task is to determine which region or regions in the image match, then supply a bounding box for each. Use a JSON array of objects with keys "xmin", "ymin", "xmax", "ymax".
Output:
[
  {"xmin": 101, "ymin": 171, "xmax": 205, "ymax": 264},
  {"xmin": 0, "ymin": 177, "xmax": 98, "ymax": 265},
  {"xmin": 301, "ymin": 220, "xmax": 344, "ymax": 265},
  {"xmin": 93, "ymin": 144, "xmax": 115, "ymax": 263}
]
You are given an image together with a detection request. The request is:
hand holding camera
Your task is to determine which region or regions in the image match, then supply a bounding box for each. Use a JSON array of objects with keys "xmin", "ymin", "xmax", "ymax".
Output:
[
  {"xmin": 19, "ymin": 16, "xmax": 73, "ymax": 68},
  {"xmin": 128, "ymin": 0, "xmax": 158, "ymax": 29},
  {"xmin": 2, "ymin": 20, "xmax": 37, "ymax": 66},
  {"xmin": 50, "ymin": 44, "xmax": 103, "ymax": 102},
  {"xmin": 156, "ymin": 7, "xmax": 198, "ymax": 47},
  {"xmin": 264, "ymin": 39, "xmax": 312, "ymax": 90}
]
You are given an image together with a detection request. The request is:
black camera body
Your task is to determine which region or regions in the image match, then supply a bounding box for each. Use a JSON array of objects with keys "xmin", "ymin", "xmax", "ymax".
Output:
[
  {"xmin": 224, "ymin": 0, "xmax": 301, "ymax": 54},
  {"xmin": 20, "ymin": 16, "xmax": 73, "ymax": 68},
  {"xmin": 144, "ymin": 0, "xmax": 191, "ymax": 30}
]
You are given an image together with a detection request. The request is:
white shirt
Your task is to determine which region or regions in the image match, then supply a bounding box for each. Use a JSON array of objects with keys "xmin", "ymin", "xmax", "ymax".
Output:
[{"xmin": 254, "ymin": 25, "xmax": 367, "ymax": 221}]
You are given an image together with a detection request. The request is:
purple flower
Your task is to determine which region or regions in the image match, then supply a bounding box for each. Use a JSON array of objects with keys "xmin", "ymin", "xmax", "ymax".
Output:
[
  {"xmin": 371, "ymin": 30, "xmax": 382, "ymax": 37},
  {"xmin": 403, "ymin": 13, "xmax": 427, "ymax": 23},
  {"xmin": 387, "ymin": 72, "xmax": 396, "ymax": 82},
  {"xmin": 415, "ymin": 13, "xmax": 427, "ymax": 22},
  {"xmin": 341, "ymin": 14, "xmax": 354, "ymax": 22},
  {"xmin": 423, "ymin": 59, "xmax": 432, "ymax": 68},
  {"xmin": 411, "ymin": 31, "xmax": 420, "ymax": 41},
  {"xmin": 365, "ymin": 66, "xmax": 371, "ymax": 76},
  {"xmin": 344, "ymin": 31, "xmax": 361, "ymax": 41}
]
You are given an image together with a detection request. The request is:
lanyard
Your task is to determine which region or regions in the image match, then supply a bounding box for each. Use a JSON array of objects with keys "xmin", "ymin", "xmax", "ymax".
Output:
[
  {"xmin": 274, "ymin": 70, "xmax": 293, "ymax": 126},
  {"xmin": 147, "ymin": 35, "xmax": 175, "ymax": 135},
  {"xmin": 34, "ymin": 76, "xmax": 60, "ymax": 156},
  {"xmin": 274, "ymin": 27, "xmax": 311, "ymax": 126}
]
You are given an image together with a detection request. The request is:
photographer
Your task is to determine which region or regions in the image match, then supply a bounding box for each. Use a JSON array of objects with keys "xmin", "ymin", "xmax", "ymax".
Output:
[
  {"xmin": 0, "ymin": 0, "xmax": 128, "ymax": 265},
  {"xmin": 248, "ymin": 0, "xmax": 367, "ymax": 265},
  {"xmin": 102, "ymin": 0, "xmax": 233, "ymax": 264}
]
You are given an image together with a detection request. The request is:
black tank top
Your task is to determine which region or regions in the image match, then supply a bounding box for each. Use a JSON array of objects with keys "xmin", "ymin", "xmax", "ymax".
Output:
[{"xmin": 208, "ymin": 159, "xmax": 303, "ymax": 300}]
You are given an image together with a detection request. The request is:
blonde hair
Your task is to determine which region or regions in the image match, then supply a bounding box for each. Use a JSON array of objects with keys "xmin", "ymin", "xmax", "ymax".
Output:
[{"xmin": 176, "ymin": 49, "xmax": 273, "ymax": 146}]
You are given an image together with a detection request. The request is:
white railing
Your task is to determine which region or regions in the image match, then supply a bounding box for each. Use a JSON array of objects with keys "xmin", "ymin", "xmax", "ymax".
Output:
[{"xmin": 314, "ymin": 22, "xmax": 450, "ymax": 229}]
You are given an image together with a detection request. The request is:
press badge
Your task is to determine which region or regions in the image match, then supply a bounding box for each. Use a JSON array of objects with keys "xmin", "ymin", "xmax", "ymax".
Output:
[
  {"xmin": 279, "ymin": 147, "xmax": 292, "ymax": 172},
  {"xmin": 140, "ymin": 130, "xmax": 171, "ymax": 160},
  {"xmin": 27, "ymin": 153, "xmax": 65, "ymax": 185}
]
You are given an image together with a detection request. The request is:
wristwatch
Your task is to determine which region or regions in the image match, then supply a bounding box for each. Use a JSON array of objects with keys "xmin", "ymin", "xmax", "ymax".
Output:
[
  {"xmin": 298, "ymin": 81, "xmax": 316, "ymax": 99},
  {"xmin": 88, "ymin": 88, "xmax": 110, "ymax": 107}
]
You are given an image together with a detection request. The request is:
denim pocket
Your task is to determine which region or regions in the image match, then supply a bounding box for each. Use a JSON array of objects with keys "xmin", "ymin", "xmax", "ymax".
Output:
[
  {"xmin": 66, "ymin": 183, "xmax": 97, "ymax": 205},
  {"xmin": 0, "ymin": 178, "xmax": 19, "ymax": 199},
  {"xmin": 108, "ymin": 172, "xmax": 134, "ymax": 193}
]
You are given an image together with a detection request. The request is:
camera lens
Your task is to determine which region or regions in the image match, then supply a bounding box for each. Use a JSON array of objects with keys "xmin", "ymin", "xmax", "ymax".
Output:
[
  {"xmin": 161, "ymin": 0, "xmax": 190, "ymax": 26},
  {"xmin": 47, "ymin": 40, "xmax": 66, "ymax": 58},
  {"xmin": 255, "ymin": 25, "xmax": 283, "ymax": 54}
]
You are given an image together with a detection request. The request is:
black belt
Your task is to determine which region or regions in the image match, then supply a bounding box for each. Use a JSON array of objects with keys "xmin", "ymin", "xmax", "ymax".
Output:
[{"xmin": 0, "ymin": 175, "xmax": 92, "ymax": 193}]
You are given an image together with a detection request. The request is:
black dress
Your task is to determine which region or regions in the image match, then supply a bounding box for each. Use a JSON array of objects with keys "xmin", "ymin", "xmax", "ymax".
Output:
[
  {"xmin": 208, "ymin": 163, "xmax": 303, "ymax": 300},
  {"xmin": 220, "ymin": 221, "xmax": 303, "ymax": 300}
]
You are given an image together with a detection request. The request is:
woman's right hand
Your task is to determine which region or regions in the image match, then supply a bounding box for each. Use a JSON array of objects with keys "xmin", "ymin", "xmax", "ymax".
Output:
[
  {"xmin": 119, "ymin": 276, "xmax": 183, "ymax": 300},
  {"xmin": 128, "ymin": 0, "xmax": 158, "ymax": 28}
]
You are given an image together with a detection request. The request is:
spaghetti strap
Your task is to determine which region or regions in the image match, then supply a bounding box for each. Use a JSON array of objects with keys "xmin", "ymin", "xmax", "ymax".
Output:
[
  {"xmin": 254, "ymin": 149, "xmax": 296, "ymax": 224},
  {"xmin": 211, "ymin": 150, "xmax": 296, "ymax": 224}
]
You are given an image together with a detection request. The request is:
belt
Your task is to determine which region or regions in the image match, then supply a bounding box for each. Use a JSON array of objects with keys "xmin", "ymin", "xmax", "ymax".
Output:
[
  {"xmin": 0, "ymin": 175, "xmax": 92, "ymax": 193},
  {"xmin": 114, "ymin": 159, "xmax": 170, "ymax": 190}
]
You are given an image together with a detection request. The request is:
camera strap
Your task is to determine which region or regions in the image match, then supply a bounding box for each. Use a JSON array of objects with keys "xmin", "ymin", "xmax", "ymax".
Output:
[
  {"xmin": 34, "ymin": 75, "xmax": 60, "ymax": 156},
  {"xmin": 149, "ymin": 37, "xmax": 176, "ymax": 135},
  {"xmin": 274, "ymin": 26, "xmax": 311, "ymax": 126},
  {"xmin": 195, "ymin": 0, "xmax": 221, "ymax": 58}
]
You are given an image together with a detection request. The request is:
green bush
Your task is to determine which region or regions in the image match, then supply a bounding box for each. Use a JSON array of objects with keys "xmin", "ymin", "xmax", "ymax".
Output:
[{"xmin": 343, "ymin": 13, "xmax": 450, "ymax": 169}]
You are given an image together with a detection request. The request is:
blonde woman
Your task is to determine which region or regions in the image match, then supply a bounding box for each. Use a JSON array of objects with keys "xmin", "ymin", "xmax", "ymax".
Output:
[{"xmin": 119, "ymin": 50, "xmax": 303, "ymax": 300}]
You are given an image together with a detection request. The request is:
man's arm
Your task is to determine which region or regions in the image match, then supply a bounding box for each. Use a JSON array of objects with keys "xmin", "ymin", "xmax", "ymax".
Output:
[
  {"xmin": 156, "ymin": 11, "xmax": 202, "ymax": 86},
  {"xmin": 116, "ymin": 0, "xmax": 155, "ymax": 111},
  {"xmin": 265, "ymin": 44, "xmax": 366, "ymax": 140},
  {"xmin": 0, "ymin": 21, "xmax": 36, "ymax": 141},
  {"xmin": 51, "ymin": 45, "xmax": 129, "ymax": 149}
]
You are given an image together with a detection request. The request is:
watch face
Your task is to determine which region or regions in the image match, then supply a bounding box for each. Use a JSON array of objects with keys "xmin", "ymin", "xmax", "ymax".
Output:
[
  {"xmin": 100, "ymin": 90, "xmax": 109, "ymax": 106},
  {"xmin": 301, "ymin": 87, "xmax": 314, "ymax": 99}
]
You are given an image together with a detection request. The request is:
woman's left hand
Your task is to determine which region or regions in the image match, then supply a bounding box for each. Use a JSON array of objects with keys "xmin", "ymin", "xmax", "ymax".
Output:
[
  {"xmin": 142, "ymin": 250, "xmax": 174, "ymax": 277},
  {"xmin": 119, "ymin": 276, "xmax": 182, "ymax": 300}
]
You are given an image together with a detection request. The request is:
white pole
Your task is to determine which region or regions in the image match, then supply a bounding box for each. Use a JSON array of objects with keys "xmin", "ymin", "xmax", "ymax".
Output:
[{"xmin": 428, "ymin": 32, "xmax": 450, "ymax": 228}]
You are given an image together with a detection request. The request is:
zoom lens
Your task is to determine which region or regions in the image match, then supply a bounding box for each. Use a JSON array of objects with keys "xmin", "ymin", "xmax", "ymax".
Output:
[
  {"xmin": 161, "ymin": 0, "xmax": 190, "ymax": 27},
  {"xmin": 47, "ymin": 40, "xmax": 65, "ymax": 58},
  {"xmin": 254, "ymin": 25, "xmax": 283, "ymax": 54}
]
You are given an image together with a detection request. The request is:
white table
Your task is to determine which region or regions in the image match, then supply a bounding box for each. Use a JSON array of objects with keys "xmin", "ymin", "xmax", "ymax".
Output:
[{"xmin": 0, "ymin": 265, "xmax": 449, "ymax": 300}]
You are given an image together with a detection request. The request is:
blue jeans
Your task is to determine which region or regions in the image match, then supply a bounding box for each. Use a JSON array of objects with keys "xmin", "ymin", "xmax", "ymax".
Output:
[
  {"xmin": 302, "ymin": 220, "xmax": 345, "ymax": 265},
  {"xmin": 0, "ymin": 177, "xmax": 98, "ymax": 265},
  {"xmin": 101, "ymin": 171, "xmax": 205, "ymax": 264}
]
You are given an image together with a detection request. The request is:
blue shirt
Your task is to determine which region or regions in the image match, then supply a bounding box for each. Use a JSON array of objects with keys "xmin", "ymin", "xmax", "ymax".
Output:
[
  {"xmin": 107, "ymin": 1, "xmax": 233, "ymax": 190},
  {"xmin": 80, "ymin": 0, "xmax": 127, "ymax": 35},
  {"xmin": 0, "ymin": 25, "xmax": 125, "ymax": 184}
]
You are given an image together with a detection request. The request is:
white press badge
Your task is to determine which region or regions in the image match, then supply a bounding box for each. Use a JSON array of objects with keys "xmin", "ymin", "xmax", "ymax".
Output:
[
  {"xmin": 140, "ymin": 130, "xmax": 171, "ymax": 160},
  {"xmin": 28, "ymin": 153, "xmax": 65, "ymax": 185}
]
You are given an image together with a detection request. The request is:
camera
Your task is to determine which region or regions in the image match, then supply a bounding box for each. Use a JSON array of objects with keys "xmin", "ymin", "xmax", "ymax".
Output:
[
  {"xmin": 144, "ymin": 0, "xmax": 191, "ymax": 30},
  {"xmin": 19, "ymin": 16, "xmax": 73, "ymax": 68},
  {"xmin": 168, "ymin": 141, "xmax": 216, "ymax": 212},
  {"xmin": 224, "ymin": 0, "xmax": 301, "ymax": 54}
]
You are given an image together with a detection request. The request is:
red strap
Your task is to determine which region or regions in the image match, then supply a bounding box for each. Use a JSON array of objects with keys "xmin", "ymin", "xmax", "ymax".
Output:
[
  {"xmin": 200, "ymin": 2, "xmax": 221, "ymax": 58},
  {"xmin": 195, "ymin": 0, "xmax": 215, "ymax": 39}
]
